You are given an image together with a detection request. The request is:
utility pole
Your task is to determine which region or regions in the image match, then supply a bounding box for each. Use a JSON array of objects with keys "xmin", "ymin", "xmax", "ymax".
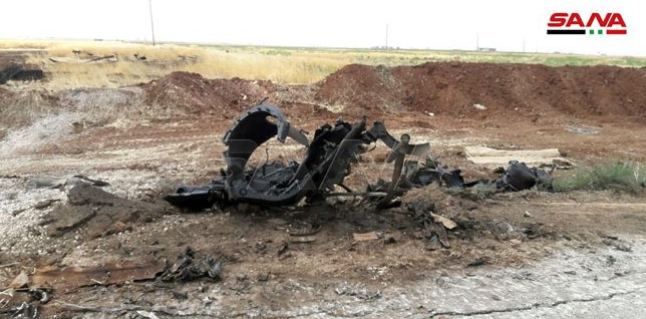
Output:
[
  {"xmin": 522, "ymin": 38, "xmax": 526, "ymax": 52},
  {"xmin": 385, "ymin": 24, "xmax": 389, "ymax": 49},
  {"xmin": 476, "ymin": 33, "xmax": 479, "ymax": 51},
  {"xmin": 148, "ymin": 0, "xmax": 156, "ymax": 46}
]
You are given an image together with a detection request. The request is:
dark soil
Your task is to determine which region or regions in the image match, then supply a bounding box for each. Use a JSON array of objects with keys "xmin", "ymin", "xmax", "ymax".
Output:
[{"xmin": 44, "ymin": 185, "xmax": 176, "ymax": 239}]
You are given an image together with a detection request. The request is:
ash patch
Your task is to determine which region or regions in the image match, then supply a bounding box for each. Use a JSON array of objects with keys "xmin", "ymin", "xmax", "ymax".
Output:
[{"xmin": 0, "ymin": 113, "xmax": 82, "ymax": 157}]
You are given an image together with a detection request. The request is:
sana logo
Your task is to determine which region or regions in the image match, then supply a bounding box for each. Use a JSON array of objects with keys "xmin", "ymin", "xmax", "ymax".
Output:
[{"xmin": 547, "ymin": 13, "xmax": 627, "ymax": 35}]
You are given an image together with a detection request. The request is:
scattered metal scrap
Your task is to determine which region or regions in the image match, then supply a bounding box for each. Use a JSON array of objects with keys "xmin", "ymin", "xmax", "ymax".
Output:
[
  {"xmin": 159, "ymin": 247, "xmax": 222, "ymax": 282},
  {"xmin": 0, "ymin": 288, "xmax": 49, "ymax": 319},
  {"xmin": 502, "ymin": 160, "xmax": 553, "ymax": 191},
  {"xmin": 1, "ymin": 271, "xmax": 52, "ymax": 319},
  {"xmin": 0, "ymin": 250, "xmax": 222, "ymax": 317},
  {"xmin": 408, "ymin": 202, "xmax": 453, "ymax": 249},
  {"xmin": 165, "ymin": 104, "xmax": 553, "ymax": 210}
]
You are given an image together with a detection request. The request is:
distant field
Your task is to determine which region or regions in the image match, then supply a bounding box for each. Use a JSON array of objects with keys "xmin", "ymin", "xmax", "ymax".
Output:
[{"xmin": 2, "ymin": 39, "xmax": 646, "ymax": 89}]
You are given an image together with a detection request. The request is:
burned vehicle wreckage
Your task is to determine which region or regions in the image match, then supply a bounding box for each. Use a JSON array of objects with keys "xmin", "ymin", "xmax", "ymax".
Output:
[{"xmin": 165, "ymin": 104, "xmax": 552, "ymax": 209}]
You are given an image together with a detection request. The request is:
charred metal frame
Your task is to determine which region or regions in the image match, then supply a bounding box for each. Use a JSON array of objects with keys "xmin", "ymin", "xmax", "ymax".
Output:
[
  {"xmin": 165, "ymin": 104, "xmax": 430, "ymax": 208},
  {"xmin": 165, "ymin": 104, "xmax": 553, "ymax": 210}
]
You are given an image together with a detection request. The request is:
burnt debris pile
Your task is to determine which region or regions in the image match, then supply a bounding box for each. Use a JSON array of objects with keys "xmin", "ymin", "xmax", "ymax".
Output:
[{"xmin": 165, "ymin": 104, "xmax": 553, "ymax": 210}]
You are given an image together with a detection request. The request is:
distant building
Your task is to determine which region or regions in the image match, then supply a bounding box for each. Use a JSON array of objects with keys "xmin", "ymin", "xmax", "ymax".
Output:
[{"xmin": 478, "ymin": 47, "xmax": 496, "ymax": 52}]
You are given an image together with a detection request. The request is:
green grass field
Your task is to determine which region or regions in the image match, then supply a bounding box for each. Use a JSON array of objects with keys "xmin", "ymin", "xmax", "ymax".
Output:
[{"xmin": 224, "ymin": 45, "xmax": 646, "ymax": 68}]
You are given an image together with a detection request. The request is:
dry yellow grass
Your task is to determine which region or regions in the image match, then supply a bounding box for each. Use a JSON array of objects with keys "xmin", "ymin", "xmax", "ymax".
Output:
[
  {"xmin": 3, "ymin": 40, "xmax": 354, "ymax": 89},
  {"xmin": 2, "ymin": 39, "xmax": 646, "ymax": 90}
]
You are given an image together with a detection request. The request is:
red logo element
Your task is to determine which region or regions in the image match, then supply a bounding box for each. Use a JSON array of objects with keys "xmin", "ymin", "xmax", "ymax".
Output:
[{"xmin": 547, "ymin": 13, "xmax": 627, "ymax": 35}]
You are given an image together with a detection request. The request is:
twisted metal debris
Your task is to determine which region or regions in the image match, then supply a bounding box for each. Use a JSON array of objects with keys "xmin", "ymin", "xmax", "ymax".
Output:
[{"xmin": 165, "ymin": 104, "xmax": 552, "ymax": 209}]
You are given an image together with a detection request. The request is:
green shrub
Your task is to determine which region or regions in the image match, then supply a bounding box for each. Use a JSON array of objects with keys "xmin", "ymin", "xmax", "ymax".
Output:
[{"xmin": 554, "ymin": 161, "xmax": 646, "ymax": 193}]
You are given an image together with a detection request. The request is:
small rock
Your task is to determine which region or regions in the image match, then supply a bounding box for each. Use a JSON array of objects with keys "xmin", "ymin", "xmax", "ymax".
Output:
[
  {"xmin": 510, "ymin": 239, "xmax": 522, "ymax": 246},
  {"xmin": 257, "ymin": 273, "xmax": 270, "ymax": 282},
  {"xmin": 495, "ymin": 222, "xmax": 514, "ymax": 234},
  {"xmin": 425, "ymin": 236, "xmax": 442, "ymax": 251},
  {"xmin": 136, "ymin": 311, "xmax": 160, "ymax": 319},
  {"xmin": 236, "ymin": 273, "xmax": 248, "ymax": 282},
  {"xmin": 202, "ymin": 297, "xmax": 212, "ymax": 306},
  {"xmin": 277, "ymin": 242, "xmax": 288, "ymax": 256},
  {"xmin": 523, "ymin": 211, "xmax": 532, "ymax": 218},
  {"xmin": 384, "ymin": 236, "xmax": 397, "ymax": 244},
  {"xmin": 113, "ymin": 221, "xmax": 128, "ymax": 232},
  {"xmin": 11, "ymin": 208, "xmax": 27, "ymax": 217},
  {"xmin": 602, "ymin": 238, "xmax": 633, "ymax": 252},
  {"xmin": 467, "ymin": 257, "xmax": 487, "ymax": 267},
  {"xmin": 172, "ymin": 290, "xmax": 188, "ymax": 300},
  {"xmin": 473, "ymin": 103, "xmax": 487, "ymax": 111},
  {"xmin": 614, "ymin": 242, "xmax": 633, "ymax": 252},
  {"xmin": 34, "ymin": 199, "xmax": 58, "ymax": 210}
]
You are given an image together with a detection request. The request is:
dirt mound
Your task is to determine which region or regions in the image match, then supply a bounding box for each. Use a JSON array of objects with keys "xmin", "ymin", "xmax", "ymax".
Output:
[
  {"xmin": 141, "ymin": 72, "xmax": 277, "ymax": 116},
  {"xmin": 315, "ymin": 62, "xmax": 646, "ymax": 120},
  {"xmin": 44, "ymin": 185, "xmax": 175, "ymax": 239},
  {"xmin": 314, "ymin": 64, "xmax": 403, "ymax": 114}
]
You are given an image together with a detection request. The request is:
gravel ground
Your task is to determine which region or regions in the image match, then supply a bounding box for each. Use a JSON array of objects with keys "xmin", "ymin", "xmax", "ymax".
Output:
[
  {"xmin": 42, "ymin": 237, "xmax": 646, "ymax": 319},
  {"xmin": 0, "ymin": 177, "xmax": 65, "ymax": 254},
  {"xmin": 0, "ymin": 168, "xmax": 176, "ymax": 255}
]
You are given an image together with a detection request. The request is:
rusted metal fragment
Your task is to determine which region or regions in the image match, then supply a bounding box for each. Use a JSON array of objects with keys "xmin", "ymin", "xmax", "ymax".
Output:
[{"xmin": 30, "ymin": 258, "xmax": 164, "ymax": 291}]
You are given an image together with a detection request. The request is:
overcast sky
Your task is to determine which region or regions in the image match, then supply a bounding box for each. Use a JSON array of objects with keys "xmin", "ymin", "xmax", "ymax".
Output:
[{"xmin": 1, "ymin": 0, "xmax": 643, "ymax": 56}]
